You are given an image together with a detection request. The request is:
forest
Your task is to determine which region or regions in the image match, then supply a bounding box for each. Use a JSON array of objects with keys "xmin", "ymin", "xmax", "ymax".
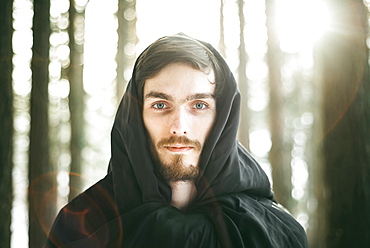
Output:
[{"xmin": 0, "ymin": 0, "xmax": 370, "ymax": 247}]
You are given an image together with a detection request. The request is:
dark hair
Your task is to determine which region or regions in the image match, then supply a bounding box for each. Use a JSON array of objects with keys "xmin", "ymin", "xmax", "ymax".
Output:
[{"xmin": 135, "ymin": 34, "xmax": 224, "ymax": 100}]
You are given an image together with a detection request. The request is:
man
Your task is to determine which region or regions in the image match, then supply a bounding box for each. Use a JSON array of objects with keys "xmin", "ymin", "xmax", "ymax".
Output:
[{"xmin": 46, "ymin": 34, "xmax": 308, "ymax": 247}]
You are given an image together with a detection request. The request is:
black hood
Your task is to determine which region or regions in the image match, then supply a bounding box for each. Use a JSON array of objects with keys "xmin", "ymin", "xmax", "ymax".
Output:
[{"xmin": 109, "ymin": 35, "xmax": 273, "ymax": 214}]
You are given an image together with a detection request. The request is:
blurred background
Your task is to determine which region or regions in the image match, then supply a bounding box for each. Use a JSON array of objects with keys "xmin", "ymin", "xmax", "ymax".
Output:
[{"xmin": 1, "ymin": 0, "xmax": 370, "ymax": 247}]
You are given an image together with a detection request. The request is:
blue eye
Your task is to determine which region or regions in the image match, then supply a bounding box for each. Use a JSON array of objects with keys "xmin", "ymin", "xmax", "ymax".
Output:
[
  {"xmin": 194, "ymin": 102, "xmax": 207, "ymax": 109},
  {"xmin": 153, "ymin": 102, "xmax": 167, "ymax": 109}
]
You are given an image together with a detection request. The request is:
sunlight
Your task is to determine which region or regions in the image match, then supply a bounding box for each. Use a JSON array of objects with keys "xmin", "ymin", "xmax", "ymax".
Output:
[
  {"xmin": 136, "ymin": 0, "xmax": 220, "ymax": 53},
  {"xmin": 11, "ymin": 1, "xmax": 33, "ymax": 247},
  {"xmin": 276, "ymin": 0, "xmax": 331, "ymax": 53},
  {"xmin": 50, "ymin": 0, "xmax": 69, "ymax": 17},
  {"xmin": 248, "ymin": 79, "xmax": 269, "ymax": 112},
  {"xmin": 249, "ymin": 129, "xmax": 272, "ymax": 157},
  {"xmin": 83, "ymin": 0, "xmax": 117, "ymax": 97},
  {"xmin": 291, "ymin": 158, "xmax": 308, "ymax": 200},
  {"xmin": 49, "ymin": 79, "xmax": 70, "ymax": 99},
  {"xmin": 244, "ymin": 0, "xmax": 268, "ymax": 59},
  {"xmin": 81, "ymin": 0, "xmax": 118, "ymax": 186}
]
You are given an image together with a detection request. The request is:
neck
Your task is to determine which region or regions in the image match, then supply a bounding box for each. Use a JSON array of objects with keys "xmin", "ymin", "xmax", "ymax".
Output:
[{"xmin": 168, "ymin": 180, "xmax": 197, "ymax": 211}]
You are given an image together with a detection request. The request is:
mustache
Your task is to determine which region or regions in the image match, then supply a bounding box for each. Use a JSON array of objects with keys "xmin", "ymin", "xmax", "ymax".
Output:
[{"xmin": 157, "ymin": 136, "xmax": 202, "ymax": 151}]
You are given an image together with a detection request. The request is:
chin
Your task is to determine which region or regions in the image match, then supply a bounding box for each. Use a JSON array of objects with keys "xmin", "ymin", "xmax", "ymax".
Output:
[
  {"xmin": 163, "ymin": 155, "xmax": 199, "ymax": 168},
  {"xmin": 156, "ymin": 154, "xmax": 200, "ymax": 182}
]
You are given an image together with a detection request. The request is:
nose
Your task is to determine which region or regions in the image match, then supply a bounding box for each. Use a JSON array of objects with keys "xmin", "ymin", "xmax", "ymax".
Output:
[{"xmin": 170, "ymin": 107, "xmax": 189, "ymax": 135}]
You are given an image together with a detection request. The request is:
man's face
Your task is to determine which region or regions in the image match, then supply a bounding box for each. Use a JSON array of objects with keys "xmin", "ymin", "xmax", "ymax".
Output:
[{"xmin": 143, "ymin": 63, "xmax": 216, "ymax": 181}]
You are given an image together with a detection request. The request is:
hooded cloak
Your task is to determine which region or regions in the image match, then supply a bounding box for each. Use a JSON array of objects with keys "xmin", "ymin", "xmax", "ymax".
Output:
[{"xmin": 46, "ymin": 35, "xmax": 308, "ymax": 248}]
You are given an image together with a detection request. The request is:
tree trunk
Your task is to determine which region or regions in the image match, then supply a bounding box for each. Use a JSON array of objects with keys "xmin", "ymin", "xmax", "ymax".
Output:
[
  {"xmin": 68, "ymin": 0, "xmax": 86, "ymax": 201},
  {"xmin": 0, "ymin": 0, "xmax": 14, "ymax": 247},
  {"xmin": 218, "ymin": 0, "xmax": 226, "ymax": 58},
  {"xmin": 316, "ymin": 1, "xmax": 370, "ymax": 247},
  {"xmin": 116, "ymin": 0, "xmax": 137, "ymax": 102},
  {"xmin": 265, "ymin": 0, "xmax": 293, "ymax": 209},
  {"xmin": 237, "ymin": 0, "xmax": 250, "ymax": 150},
  {"xmin": 29, "ymin": 0, "xmax": 56, "ymax": 247}
]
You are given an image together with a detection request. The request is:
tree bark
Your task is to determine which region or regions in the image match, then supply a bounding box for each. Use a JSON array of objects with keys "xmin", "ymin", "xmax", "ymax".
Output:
[
  {"xmin": 29, "ymin": 0, "xmax": 56, "ymax": 247},
  {"xmin": 218, "ymin": 0, "xmax": 226, "ymax": 58},
  {"xmin": 265, "ymin": 0, "xmax": 293, "ymax": 210},
  {"xmin": 116, "ymin": 0, "xmax": 137, "ymax": 102},
  {"xmin": 0, "ymin": 0, "xmax": 14, "ymax": 247},
  {"xmin": 68, "ymin": 0, "xmax": 86, "ymax": 201},
  {"xmin": 316, "ymin": 1, "xmax": 370, "ymax": 247},
  {"xmin": 237, "ymin": 0, "xmax": 250, "ymax": 150}
]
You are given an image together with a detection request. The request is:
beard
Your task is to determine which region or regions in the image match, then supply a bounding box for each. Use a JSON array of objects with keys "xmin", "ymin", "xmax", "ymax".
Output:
[
  {"xmin": 157, "ymin": 154, "xmax": 200, "ymax": 181},
  {"xmin": 149, "ymin": 136, "xmax": 202, "ymax": 182}
]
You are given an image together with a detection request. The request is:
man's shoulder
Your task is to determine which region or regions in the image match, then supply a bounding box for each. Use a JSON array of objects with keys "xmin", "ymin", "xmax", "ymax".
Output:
[
  {"xmin": 61, "ymin": 173, "xmax": 118, "ymax": 226},
  {"xmin": 214, "ymin": 192, "xmax": 308, "ymax": 247},
  {"xmin": 66, "ymin": 173, "xmax": 114, "ymax": 211},
  {"xmin": 216, "ymin": 191, "xmax": 300, "ymax": 227},
  {"xmin": 46, "ymin": 173, "xmax": 117, "ymax": 247}
]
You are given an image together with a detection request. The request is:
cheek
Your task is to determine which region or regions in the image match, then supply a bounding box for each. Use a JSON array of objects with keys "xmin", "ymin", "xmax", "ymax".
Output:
[
  {"xmin": 192, "ymin": 115, "xmax": 215, "ymax": 143},
  {"xmin": 142, "ymin": 113, "xmax": 150, "ymax": 134},
  {"xmin": 143, "ymin": 114, "xmax": 166, "ymax": 141},
  {"xmin": 143, "ymin": 112, "xmax": 155, "ymax": 139}
]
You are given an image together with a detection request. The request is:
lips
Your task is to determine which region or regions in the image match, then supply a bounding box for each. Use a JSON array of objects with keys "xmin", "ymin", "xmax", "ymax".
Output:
[
  {"xmin": 157, "ymin": 136, "xmax": 202, "ymax": 151},
  {"xmin": 164, "ymin": 144, "xmax": 193, "ymax": 153}
]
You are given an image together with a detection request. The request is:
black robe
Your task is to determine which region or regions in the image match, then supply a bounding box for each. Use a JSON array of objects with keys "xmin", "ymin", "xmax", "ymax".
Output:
[{"xmin": 46, "ymin": 36, "xmax": 308, "ymax": 248}]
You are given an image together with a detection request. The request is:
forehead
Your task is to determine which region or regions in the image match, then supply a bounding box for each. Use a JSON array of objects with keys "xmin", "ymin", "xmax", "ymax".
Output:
[{"xmin": 143, "ymin": 63, "xmax": 215, "ymax": 99}]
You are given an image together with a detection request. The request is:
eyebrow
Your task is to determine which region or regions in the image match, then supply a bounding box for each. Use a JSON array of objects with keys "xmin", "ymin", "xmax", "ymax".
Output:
[
  {"xmin": 144, "ymin": 91, "xmax": 174, "ymax": 101},
  {"xmin": 144, "ymin": 91, "xmax": 215, "ymax": 102},
  {"xmin": 186, "ymin": 93, "xmax": 215, "ymax": 101}
]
